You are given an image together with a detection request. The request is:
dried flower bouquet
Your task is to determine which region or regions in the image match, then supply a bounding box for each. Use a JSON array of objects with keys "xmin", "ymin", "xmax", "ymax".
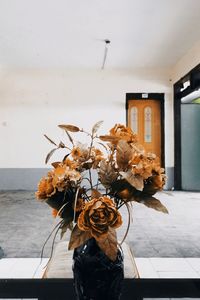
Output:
[{"xmin": 36, "ymin": 121, "xmax": 167, "ymax": 261}]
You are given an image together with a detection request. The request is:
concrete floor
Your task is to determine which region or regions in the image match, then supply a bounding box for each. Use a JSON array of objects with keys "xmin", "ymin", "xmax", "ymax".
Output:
[{"xmin": 0, "ymin": 190, "xmax": 200, "ymax": 258}]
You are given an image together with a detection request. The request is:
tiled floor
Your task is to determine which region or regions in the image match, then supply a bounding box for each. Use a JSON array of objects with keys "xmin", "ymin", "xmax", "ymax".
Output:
[
  {"xmin": 0, "ymin": 191, "xmax": 200, "ymax": 299},
  {"xmin": 0, "ymin": 190, "xmax": 200, "ymax": 258},
  {"xmin": 135, "ymin": 258, "xmax": 200, "ymax": 278}
]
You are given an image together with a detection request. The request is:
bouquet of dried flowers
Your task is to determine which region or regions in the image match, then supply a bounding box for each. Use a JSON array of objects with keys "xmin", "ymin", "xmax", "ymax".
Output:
[{"xmin": 36, "ymin": 121, "xmax": 167, "ymax": 261}]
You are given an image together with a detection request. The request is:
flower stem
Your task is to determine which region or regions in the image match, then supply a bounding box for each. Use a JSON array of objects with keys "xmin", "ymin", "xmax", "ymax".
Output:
[{"xmin": 119, "ymin": 202, "xmax": 131, "ymax": 246}]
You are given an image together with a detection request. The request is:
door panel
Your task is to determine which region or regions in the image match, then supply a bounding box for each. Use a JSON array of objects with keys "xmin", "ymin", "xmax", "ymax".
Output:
[
  {"xmin": 128, "ymin": 99, "xmax": 161, "ymax": 160},
  {"xmin": 181, "ymin": 103, "xmax": 200, "ymax": 191}
]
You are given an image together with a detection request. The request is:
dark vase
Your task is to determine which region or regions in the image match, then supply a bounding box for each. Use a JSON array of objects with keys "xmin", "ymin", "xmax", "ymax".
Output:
[{"xmin": 73, "ymin": 238, "xmax": 124, "ymax": 300}]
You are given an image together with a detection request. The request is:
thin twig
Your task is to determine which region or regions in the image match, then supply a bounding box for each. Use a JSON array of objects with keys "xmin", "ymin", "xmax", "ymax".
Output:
[
  {"xmin": 73, "ymin": 186, "xmax": 80, "ymax": 223},
  {"xmin": 47, "ymin": 220, "xmax": 65, "ymax": 267},
  {"xmin": 119, "ymin": 202, "xmax": 131, "ymax": 246},
  {"xmin": 32, "ymin": 219, "xmax": 63, "ymax": 278},
  {"xmin": 89, "ymin": 169, "xmax": 93, "ymax": 190}
]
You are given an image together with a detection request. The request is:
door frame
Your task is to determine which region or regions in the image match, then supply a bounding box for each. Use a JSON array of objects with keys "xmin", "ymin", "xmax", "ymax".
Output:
[
  {"xmin": 126, "ymin": 93, "xmax": 165, "ymax": 167},
  {"xmin": 173, "ymin": 63, "xmax": 200, "ymax": 190}
]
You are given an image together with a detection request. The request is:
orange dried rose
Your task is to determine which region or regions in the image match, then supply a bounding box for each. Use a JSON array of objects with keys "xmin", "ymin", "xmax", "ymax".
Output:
[
  {"xmin": 35, "ymin": 176, "xmax": 56, "ymax": 200},
  {"xmin": 109, "ymin": 124, "xmax": 138, "ymax": 144},
  {"xmin": 77, "ymin": 196, "xmax": 122, "ymax": 240}
]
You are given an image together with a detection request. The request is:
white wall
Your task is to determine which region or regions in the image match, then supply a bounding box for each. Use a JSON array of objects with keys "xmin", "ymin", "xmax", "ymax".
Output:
[
  {"xmin": 171, "ymin": 40, "xmax": 200, "ymax": 83},
  {"xmin": 0, "ymin": 68, "xmax": 172, "ymax": 170}
]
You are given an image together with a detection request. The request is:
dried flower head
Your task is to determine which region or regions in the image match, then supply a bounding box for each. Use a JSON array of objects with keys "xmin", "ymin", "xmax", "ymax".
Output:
[
  {"xmin": 78, "ymin": 196, "xmax": 122, "ymax": 240},
  {"xmin": 109, "ymin": 123, "xmax": 138, "ymax": 144}
]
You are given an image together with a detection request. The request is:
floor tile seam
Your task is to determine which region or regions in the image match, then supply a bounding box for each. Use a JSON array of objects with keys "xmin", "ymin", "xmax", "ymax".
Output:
[{"xmin": 185, "ymin": 258, "xmax": 200, "ymax": 273}]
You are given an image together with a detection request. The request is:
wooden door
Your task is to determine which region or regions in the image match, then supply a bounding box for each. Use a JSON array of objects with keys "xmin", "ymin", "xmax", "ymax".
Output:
[{"xmin": 128, "ymin": 99, "xmax": 161, "ymax": 160}]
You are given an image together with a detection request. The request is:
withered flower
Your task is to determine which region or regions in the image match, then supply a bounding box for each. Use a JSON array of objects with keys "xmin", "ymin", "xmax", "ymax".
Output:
[
  {"xmin": 63, "ymin": 158, "xmax": 78, "ymax": 169},
  {"xmin": 71, "ymin": 144, "xmax": 89, "ymax": 163},
  {"xmin": 52, "ymin": 164, "xmax": 81, "ymax": 191},
  {"xmin": 91, "ymin": 147, "xmax": 104, "ymax": 169},
  {"xmin": 130, "ymin": 154, "xmax": 154, "ymax": 180},
  {"xmin": 35, "ymin": 176, "xmax": 56, "ymax": 200},
  {"xmin": 71, "ymin": 147, "xmax": 82, "ymax": 160},
  {"xmin": 78, "ymin": 197, "xmax": 122, "ymax": 240},
  {"xmin": 109, "ymin": 124, "xmax": 138, "ymax": 144}
]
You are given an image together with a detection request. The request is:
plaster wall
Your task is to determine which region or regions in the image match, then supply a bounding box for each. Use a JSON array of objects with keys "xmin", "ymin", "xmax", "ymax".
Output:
[
  {"xmin": 171, "ymin": 41, "xmax": 200, "ymax": 83},
  {"xmin": 0, "ymin": 68, "xmax": 173, "ymax": 189}
]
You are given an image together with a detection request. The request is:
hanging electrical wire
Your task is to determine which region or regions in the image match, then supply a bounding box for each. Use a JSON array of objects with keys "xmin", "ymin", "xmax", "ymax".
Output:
[{"xmin": 101, "ymin": 39, "xmax": 110, "ymax": 70}]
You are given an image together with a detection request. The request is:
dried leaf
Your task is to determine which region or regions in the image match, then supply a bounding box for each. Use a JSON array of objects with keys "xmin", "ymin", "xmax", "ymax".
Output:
[
  {"xmin": 59, "ymin": 141, "xmax": 65, "ymax": 148},
  {"xmin": 99, "ymin": 161, "xmax": 118, "ymax": 188},
  {"xmin": 68, "ymin": 224, "xmax": 91, "ymax": 250},
  {"xmin": 120, "ymin": 170, "xmax": 144, "ymax": 191},
  {"xmin": 141, "ymin": 197, "xmax": 169, "ymax": 214},
  {"xmin": 44, "ymin": 134, "xmax": 57, "ymax": 146},
  {"xmin": 92, "ymin": 120, "xmax": 103, "ymax": 135},
  {"xmin": 58, "ymin": 124, "xmax": 80, "ymax": 132},
  {"xmin": 60, "ymin": 221, "xmax": 73, "ymax": 239},
  {"xmin": 45, "ymin": 148, "xmax": 58, "ymax": 164},
  {"xmin": 99, "ymin": 135, "xmax": 120, "ymax": 143},
  {"xmin": 116, "ymin": 140, "xmax": 133, "ymax": 171},
  {"xmin": 51, "ymin": 161, "xmax": 61, "ymax": 168},
  {"xmin": 91, "ymin": 189, "xmax": 102, "ymax": 199},
  {"xmin": 97, "ymin": 228, "xmax": 118, "ymax": 261},
  {"xmin": 62, "ymin": 154, "xmax": 70, "ymax": 162}
]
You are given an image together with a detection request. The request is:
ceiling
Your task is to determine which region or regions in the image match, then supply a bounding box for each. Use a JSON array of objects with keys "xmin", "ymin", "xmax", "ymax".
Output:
[{"xmin": 0, "ymin": 0, "xmax": 200, "ymax": 69}]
